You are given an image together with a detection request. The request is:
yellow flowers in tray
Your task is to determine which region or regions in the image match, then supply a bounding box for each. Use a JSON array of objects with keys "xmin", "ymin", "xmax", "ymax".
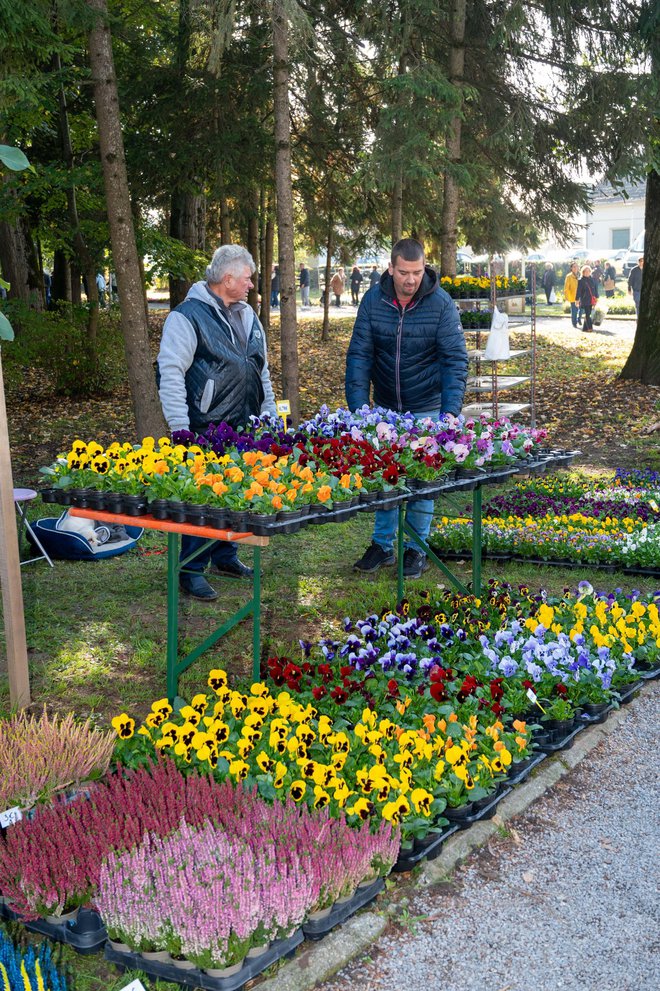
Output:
[{"xmin": 113, "ymin": 669, "xmax": 530, "ymax": 837}]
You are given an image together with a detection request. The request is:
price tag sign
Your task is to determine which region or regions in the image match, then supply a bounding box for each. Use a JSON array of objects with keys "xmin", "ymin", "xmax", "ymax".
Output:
[
  {"xmin": 0, "ymin": 806, "xmax": 23, "ymax": 828},
  {"xmin": 276, "ymin": 399, "xmax": 291, "ymax": 431},
  {"xmin": 120, "ymin": 981, "xmax": 146, "ymax": 991},
  {"xmin": 526, "ymin": 688, "xmax": 546, "ymax": 713}
]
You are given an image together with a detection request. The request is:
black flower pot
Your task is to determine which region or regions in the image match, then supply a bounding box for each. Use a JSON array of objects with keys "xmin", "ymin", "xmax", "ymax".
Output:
[
  {"xmin": 227, "ymin": 510, "xmax": 249, "ymax": 530},
  {"xmin": 247, "ymin": 512, "xmax": 279, "ymax": 536},
  {"xmin": 166, "ymin": 499, "xmax": 187, "ymax": 523},
  {"xmin": 184, "ymin": 504, "xmax": 207, "ymax": 526},
  {"xmin": 359, "ymin": 490, "xmax": 380, "ymax": 504},
  {"xmin": 121, "ymin": 494, "xmax": 147, "ymax": 516},
  {"xmin": 69, "ymin": 487, "xmax": 94, "ymax": 508},
  {"xmin": 87, "ymin": 490, "xmax": 107, "ymax": 511},
  {"xmin": 541, "ymin": 717, "xmax": 574, "ymax": 736},
  {"xmin": 444, "ymin": 801, "xmax": 477, "ymax": 822},
  {"xmin": 582, "ymin": 701, "xmax": 609, "ymax": 717},
  {"xmin": 149, "ymin": 498, "xmax": 170, "ymax": 521},
  {"xmin": 104, "ymin": 492, "xmax": 124, "ymax": 515},
  {"xmin": 40, "ymin": 487, "xmax": 59, "ymax": 504},
  {"xmin": 205, "ymin": 507, "xmax": 228, "ymax": 530}
]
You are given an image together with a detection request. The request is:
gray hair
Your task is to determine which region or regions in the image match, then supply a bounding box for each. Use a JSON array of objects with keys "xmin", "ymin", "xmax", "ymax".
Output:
[{"xmin": 206, "ymin": 245, "xmax": 255, "ymax": 283}]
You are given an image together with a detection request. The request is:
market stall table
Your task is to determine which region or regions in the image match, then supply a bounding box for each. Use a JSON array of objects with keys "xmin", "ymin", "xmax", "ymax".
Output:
[{"xmin": 70, "ymin": 508, "xmax": 267, "ymax": 701}]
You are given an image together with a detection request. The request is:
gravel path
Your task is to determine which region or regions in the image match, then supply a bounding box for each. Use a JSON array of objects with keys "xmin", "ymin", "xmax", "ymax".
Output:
[{"xmin": 321, "ymin": 683, "xmax": 659, "ymax": 991}]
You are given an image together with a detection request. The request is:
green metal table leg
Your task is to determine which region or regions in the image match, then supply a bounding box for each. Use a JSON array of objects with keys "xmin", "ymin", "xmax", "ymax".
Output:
[
  {"xmin": 472, "ymin": 485, "xmax": 482, "ymax": 597},
  {"xmin": 252, "ymin": 546, "xmax": 261, "ymax": 683},
  {"xmin": 397, "ymin": 503, "xmax": 404, "ymax": 603},
  {"xmin": 166, "ymin": 531, "xmax": 180, "ymax": 702}
]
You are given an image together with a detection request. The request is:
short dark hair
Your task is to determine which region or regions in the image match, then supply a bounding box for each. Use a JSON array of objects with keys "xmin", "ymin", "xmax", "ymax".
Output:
[{"xmin": 391, "ymin": 238, "xmax": 424, "ymax": 265}]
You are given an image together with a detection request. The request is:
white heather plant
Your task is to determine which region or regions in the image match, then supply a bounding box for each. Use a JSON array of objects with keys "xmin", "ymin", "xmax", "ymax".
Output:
[{"xmin": 0, "ymin": 708, "xmax": 115, "ymax": 810}]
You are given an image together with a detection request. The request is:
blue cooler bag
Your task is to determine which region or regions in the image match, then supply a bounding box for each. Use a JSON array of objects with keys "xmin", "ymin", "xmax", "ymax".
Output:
[{"xmin": 27, "ymin": 517, "xmax": 144, "ymax": 562}]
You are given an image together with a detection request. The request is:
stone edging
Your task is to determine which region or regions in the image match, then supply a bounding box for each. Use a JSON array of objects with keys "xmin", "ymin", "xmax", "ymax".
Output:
[{"xmin": 256, "ymin": 690, "xmax": 647, "ymax": 991}]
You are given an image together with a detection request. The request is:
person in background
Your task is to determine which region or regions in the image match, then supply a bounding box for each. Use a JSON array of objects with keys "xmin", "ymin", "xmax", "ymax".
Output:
[
  {"xmin": 575, "ymin": 264, "xmax": 598, "ymax": 333},
  {"xmin": 563, "ymin": 262, "xmax": 581, "ymax": 328},
  {"xmin": 95, "ymin": 271, "xmax": 106, "ymax": 306},
  {"xmin": 369, "ymin": 265, "xmax": 380, "ymax": 289},
  {"xmin": 350, "ymin": 265, "xmax": 363, "ymax": 305},
  {"xmin": 43, "ymin": 271, "xmax": 52, "ymax": 308},
  {"xmin": 603, "ymin": 260, "xmax": 617, "ymax": 298},
  {"xmin": 627, "ymin": 256, "xmax": 644, "ymax": 316},
  {"xmin": 270, "ymin": 265, "xmax": 280, "ymax": 308},
  {"xmin": 109, "ymin": 272, "xmax": 118, "ymax": 302},
  {"xmin": 541, "ymin": 263, "xmax": 556, "ymax": 304},
  {"xmin": 299, "ymin": 262, "xmax": 310, "ymax": 308},
  {"xmin": 157, "ymin": 244, "xmax": 277, "ymax": 600},
  {"xmin": 346, "ymin": 238, "xmax": 468, "ymax": 578},
  {"xmin": 591, "ymin": 260, "xmax": 604, "ymax": 286},
  {"xmin": 330, "ymin": 266, "xmax": 345, "ymax": 306}
]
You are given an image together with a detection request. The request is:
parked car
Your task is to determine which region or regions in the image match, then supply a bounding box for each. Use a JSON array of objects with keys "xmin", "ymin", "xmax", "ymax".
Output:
[{"xmin": 623, "ymin": 230, "xmax": 645, "ymax": 278}]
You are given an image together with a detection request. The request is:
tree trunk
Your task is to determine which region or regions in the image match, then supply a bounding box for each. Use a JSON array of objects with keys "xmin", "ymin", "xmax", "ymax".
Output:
[
  {"xmin": 169, "ymin": 187, "xmax": 205, "ymax": 308},
  {"xmin": 391, "ymin": 175, "xmax": 403, "ymax": 245},
  {"xmin": 87, "ymin": 0, "xmax": 166, "ymax": 438},
  {"xmin": 322, "ymin": 219, "xmax": 333, "ymax": 342},
  {"xmin": 261, "ymin": 205, "xmax": 274, "ymax": 330},
  {"xmin": 0, "ymin": 190, "xmax": 43, "ymax": 312},
  {"xmin": 272, "ymin": 0, "xmax": 299, "ymax": 422},
  {"xmin": 247, "ymin": 186, "xmax": 260, "ymax": 310},
  {"xmin": 220, "ymin": 195, "xmax": 231, "ymax": 244},
  {"xmin": 52, "ymin": 248, "xmax": 71, "ymax": 304},
  {"xmin": 55, "ymin": 50, "xmax": 99, "ymax": 362},
  {"xmin": 440, "ymin": 0, "xmax": 467, "ymax": 278},
  {"xmin": 620, "ymin": 169, "xmax": 660, "ymax": 384}
]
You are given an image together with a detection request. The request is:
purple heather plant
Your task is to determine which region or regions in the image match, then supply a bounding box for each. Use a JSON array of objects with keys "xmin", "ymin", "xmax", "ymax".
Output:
[{"xmin": 0, "ymin": 708, "xmax": 114, "ymax": 811}]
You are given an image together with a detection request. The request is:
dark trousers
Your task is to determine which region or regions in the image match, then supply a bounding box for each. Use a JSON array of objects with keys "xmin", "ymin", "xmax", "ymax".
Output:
[{"xmin": 181, "ymin": 535, "xmax": 238, "ymax": 575}]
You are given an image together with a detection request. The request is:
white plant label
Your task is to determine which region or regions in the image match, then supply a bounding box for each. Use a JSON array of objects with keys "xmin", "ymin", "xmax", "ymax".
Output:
[
  {"xmin": 0, "ymin": 806, "xmax": 23, "ymax": 828},
  {"xmin": 526, "ymin": 688, "xmax": 538, "ymax": 704},
  {"xmin": 276, "ymin": 400, "xmax": 291, "ymax": 415},
  {"xmin": 120, "ymin": 981, "xmax": 146, "ymax": 991}
]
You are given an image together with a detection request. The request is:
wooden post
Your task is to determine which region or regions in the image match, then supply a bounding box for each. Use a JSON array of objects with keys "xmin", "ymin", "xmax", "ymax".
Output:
[{"xmin": 0, "ymin": 348, "xmax": 31, "ymax": 707}]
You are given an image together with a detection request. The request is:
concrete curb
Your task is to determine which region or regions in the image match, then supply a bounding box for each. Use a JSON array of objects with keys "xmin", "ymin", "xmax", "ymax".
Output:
[{"xmin": 256, "ymin": 688, "xmax": 649, "ymax": 991}]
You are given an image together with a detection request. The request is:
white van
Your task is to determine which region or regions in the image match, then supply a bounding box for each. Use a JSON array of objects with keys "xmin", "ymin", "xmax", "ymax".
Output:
[{"xmin": 623, "ymin": 230, "xmax": 645, "ymax": 278}]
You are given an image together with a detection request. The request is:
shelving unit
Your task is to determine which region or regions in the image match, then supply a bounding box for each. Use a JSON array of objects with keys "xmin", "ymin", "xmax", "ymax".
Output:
[{"xmin": 459, "ymin": 269, "xmax": 537, "ymax": 425}]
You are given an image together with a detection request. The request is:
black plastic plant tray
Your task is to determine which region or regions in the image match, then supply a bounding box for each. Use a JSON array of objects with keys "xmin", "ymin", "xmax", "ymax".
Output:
[
  {"xmin": 301, "ymin": 878, "xmax": 384, "ymax": 940},
  {"xmin": 506, "ymin": 751, "xmax": 546, "ymax": 786},
  {"xmin": 617, "ymin": 680, "xmax": 643, "ymax": 704},
  {"xmin": 1, "ymin": 907, "xmax": 107, "ymax": 955},
  {"xmin": 104, "ymin": 928, "xmax": 304, "ymax": 990},
  {"xmin": 392, "ymin": 825, "xmax": 459, "ymax": 873},
  {"xmin": 534, "ymin": 722, "xmax": 585, "ymax": 753},
  {"xmin": 578, "ymin": 704, "xmax": 614, "ymax": 726},
  {"xmin": 444, "ymin": 787, "xmax": 512, "ymax": 831},
  {"xmin": 638, "ymin": 664, "xmax": 660, "ymax": 681}
]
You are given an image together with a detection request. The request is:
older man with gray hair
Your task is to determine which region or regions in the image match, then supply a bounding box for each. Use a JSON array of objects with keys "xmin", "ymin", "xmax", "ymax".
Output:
[{"xmin": 157, "ymin": 244, "xmax": 277, "ymax": 600}]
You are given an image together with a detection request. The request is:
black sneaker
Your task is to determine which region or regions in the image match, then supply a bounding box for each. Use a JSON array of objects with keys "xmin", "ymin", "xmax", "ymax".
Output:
[
  {"xmin": 212, "ymin": 558, "xmax": 254, "ymax": 579},
  {"xmin": 403, "ymin": 549, "xmax": 430, "ymax": 578},
  {"xmin": 180, "ymin": 575, "xmax": 219, "ymax": 601},
  {"xmin": 353, "ymin": 542, "xmax": 395, "ymax": 573}
]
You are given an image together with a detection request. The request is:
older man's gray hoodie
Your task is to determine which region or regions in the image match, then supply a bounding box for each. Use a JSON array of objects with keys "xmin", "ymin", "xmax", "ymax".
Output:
[{"xmin": 157, "ymin": 281, "xmax": 277, "ymax": 432}]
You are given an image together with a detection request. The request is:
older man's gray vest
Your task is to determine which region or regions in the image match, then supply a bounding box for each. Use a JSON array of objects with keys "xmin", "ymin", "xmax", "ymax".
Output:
[{"xmin": 178, "ymin": 298, "xmax": 266, "ymax": 430}]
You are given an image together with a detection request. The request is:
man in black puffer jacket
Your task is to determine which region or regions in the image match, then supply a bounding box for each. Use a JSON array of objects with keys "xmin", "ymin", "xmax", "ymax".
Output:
[{"xmin": 346, "ymin": 238, "xmax": 468, "ymax": 578}]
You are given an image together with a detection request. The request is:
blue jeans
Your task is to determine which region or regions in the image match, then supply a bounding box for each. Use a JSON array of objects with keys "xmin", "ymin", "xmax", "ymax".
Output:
[
  {"xmin": 372, "ymin": 409, "xmax": 440, "ymax": 553},
  {"xmin": 633, "ymin": 290, "xmax": 641, "ymax": 315},
  {"xmin": 181, "ymin": 535, "xmax": 238, "ymax": 575},
  {"xmin": 570, "ymin": 302, "xmax": 580, "ymax": 327}
]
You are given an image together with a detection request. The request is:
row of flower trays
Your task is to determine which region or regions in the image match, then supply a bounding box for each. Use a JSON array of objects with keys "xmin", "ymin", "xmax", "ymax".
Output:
[
  {"xmin": 38, "ymin": 406, "xmax": 558, "ymax": 535},
  {"xmin": 1, "ymin": 583, "xmax": 657, "ymax": 986}
]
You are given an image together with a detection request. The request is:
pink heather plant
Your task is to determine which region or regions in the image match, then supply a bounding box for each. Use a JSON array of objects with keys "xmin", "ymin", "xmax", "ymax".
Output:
[
  {"xmin": 0, "ymin": 708, "xmax": 114, "ymax": 810},
  {"xmin": 97, "ymin": 819, "xmax": 314, "ymax": 966},
  {"xmin": 0, "ymin": 757, "xmax": 399, "ymax": 922}
]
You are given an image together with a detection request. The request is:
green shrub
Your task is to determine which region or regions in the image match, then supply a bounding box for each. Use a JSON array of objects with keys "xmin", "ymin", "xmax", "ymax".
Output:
[{"xmin": 0, "ymin": 301, "xmax": 126, "ymax": 396}]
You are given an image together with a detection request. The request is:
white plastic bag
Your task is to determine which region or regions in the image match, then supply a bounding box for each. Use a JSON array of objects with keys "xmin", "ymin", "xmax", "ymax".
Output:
[
  {"xmin": 483, "ymin": 306, "xmax": 510, "ymax": 360},
  {"xmin": 549, "ymin": 287, "xmax": 557, "ymax": 303}
]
